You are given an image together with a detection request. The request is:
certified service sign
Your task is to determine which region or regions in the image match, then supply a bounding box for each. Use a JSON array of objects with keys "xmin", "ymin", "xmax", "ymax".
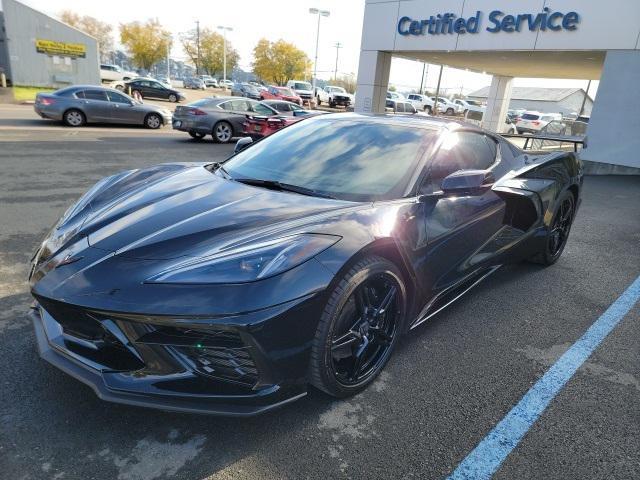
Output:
[
  {"xmin": 398, "ymin": 8, "xmax": 580, "ymax": 36},
  {"xmin": 35, "ymin": 39, "xmax": 87, "ymax": 58}
]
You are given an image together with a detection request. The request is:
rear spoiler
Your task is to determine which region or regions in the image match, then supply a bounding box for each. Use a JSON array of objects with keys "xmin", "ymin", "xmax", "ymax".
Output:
[{"xmin": 500, "ymin": 133, "xmax": 587, "ymax": 153}]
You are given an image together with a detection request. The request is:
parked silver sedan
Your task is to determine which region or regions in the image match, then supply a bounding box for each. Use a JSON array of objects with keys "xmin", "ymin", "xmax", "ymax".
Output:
[
  {"xmin": 172, "ymin": 97, "xmax": 278, "ymax": 143},
  {"xmin": 34, "ymin": 85, "xmax": 173, "ymax": 128}
]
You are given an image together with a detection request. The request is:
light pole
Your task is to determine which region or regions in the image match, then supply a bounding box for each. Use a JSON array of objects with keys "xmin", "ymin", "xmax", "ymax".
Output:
[
  {"xmin": 333, "ymin": 42, "xmax": 342, "ymax": 81},
  {"xmin": 309, "ymin": 8, "xmax": 330, "ymax": 93},
  {"xmin": 165, "ymin": 33, "xmax": 171, "ymax": 81},
  {"xmin": 195, "ymin": 21, "xmax": 200, "ymax": 75},
  {"xmin": 217, "ymin": 25, "xmax": 233, "ymax": 88}
]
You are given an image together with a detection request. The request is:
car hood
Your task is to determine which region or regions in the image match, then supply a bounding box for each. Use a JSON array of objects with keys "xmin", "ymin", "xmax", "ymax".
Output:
[{"xmin": 42, "ymin": 163, "xmax": 357, "ymax": 262}]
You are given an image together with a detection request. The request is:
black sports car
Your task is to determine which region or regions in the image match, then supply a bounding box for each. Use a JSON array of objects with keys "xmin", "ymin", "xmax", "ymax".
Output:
[{"xmin": 29, "ymin": 114, "xmax": 582, "ymax": 415}]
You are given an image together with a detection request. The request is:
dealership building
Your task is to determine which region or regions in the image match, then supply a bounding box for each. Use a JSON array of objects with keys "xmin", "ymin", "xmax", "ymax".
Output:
[
  {"xmin": 0, "ymin": 0, "xmax": 100, "ymax": 87},
  {"xmin": 355, "ymin": 0, "xmax": 640, "ymax": 172}
]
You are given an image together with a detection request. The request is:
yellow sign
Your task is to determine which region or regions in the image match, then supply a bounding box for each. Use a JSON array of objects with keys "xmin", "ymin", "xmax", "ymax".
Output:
[{"xmin": 35, "ymin": 39, "xmax": 86, "ymax": 58}]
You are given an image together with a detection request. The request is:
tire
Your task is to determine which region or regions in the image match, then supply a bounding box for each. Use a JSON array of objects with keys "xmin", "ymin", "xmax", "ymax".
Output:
[
  {"xmin": 424, "ymin": 106, "xmax": 432, "ymax": 114},
  {"xmin": 330, "ymin": 101, "xmax": 336, "ymax": 108},
  {"xmin": 115, "ymin": 84, "xmax": 124, "ymax": 91},
  {"xmin": 446, "ymin": 107, "xmax": 454, "ymax": 115},
  {"xmin": 212, "ymin": 121, "xmax": 233, "ymax": 143},
  {"xmin": 144, "ymin": 113, "xmax": 162, "ymax": 129},
  {"xmin": 168, "ymin": 94, "xmax": 178, "ymax": 103},
  {"xmin": 529, "ymin": 190, "xmax": 575, "ymax": 266},
  {"xmin": 316, "ymin": 96, "xmax": 321, "ymax": 106},
  {"xmin": 63, "ymin": 109, "xmax": 86, "ymax": 127},
  {"xmin": 309, "ymin": 255, "xmax": 407, "ymax": 398},
  {"xmin": 188, "ymin": 131, "xmax": 206, "ymax": 140}
]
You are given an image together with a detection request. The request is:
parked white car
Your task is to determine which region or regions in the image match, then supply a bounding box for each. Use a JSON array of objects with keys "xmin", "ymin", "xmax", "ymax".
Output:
[
  {"xmin": 219, "ymin": 79, "xmax": 234, "ymax": 89},
  {"xmin": 431, "ymin": 97, "xmax": 463, "ymax": 115},
  {"xmin": 325, "ymin": 86, "xmax": 352, "ymax": 108},
  {"xmin": 406, "ymin": 93, "xmax": 436, "ymax": 113},
  {"xmin": 386, "ymin": 91, "xmax": 406, "ymax": 101},
  {"xmin": 100, "ymin": 64, "xmax": 124, "ymax": 83},
  {"xmin": 516, "ymin": 111, "xmax": 563, "ymax": 134},
  {"xmin": 453, "ymin": 98, "xmax": 484, "ymax": 114},
  {"xmin": 464, "ymin": 106, "xmax": 517, "ymax": 134},
  {"xmin": 199, "ymin": 75, "xmax": 218, "ymax": 88}
]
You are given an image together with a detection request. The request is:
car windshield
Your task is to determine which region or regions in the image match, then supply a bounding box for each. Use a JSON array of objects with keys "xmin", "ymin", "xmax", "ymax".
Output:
[
  {"xmin": 276, "ymin": 88, "xmax": 294, "ymax": 96},
  {"xmin": 223, "ymin": 118, "xmax": 436, "ymax": 202},
  {"xmin": 522, "ymin": 113, "xmax": 540, "ymax": 120},
  {"xmin": 293, "ymin": 82, "xmax": 312, "ymax": 90},
  {"xmin": 329, "ymin": 87, "xmax": 346, "ymax": 93}
]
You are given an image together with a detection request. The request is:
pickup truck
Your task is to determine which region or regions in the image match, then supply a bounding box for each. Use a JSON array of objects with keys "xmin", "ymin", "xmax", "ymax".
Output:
[
  {"xmin": 406, "ymin": 93, "xmax": 436, "ymax": 113},
  {"xmin": 432, "ymin": 97, "xmax": 463, "ymax": 116},
  {"xmin": 325, "ymin": 86, "xmax": 352, "ymax": 108}
]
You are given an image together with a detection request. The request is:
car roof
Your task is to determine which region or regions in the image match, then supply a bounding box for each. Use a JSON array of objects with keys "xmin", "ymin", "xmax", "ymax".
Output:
[
  {"xmin": 312, "ymin": 112, "xmax": 483, "ymax": 133},
  {"xmin": 56, "ymin": 85, "xmax": 127, "ymax": 94}
]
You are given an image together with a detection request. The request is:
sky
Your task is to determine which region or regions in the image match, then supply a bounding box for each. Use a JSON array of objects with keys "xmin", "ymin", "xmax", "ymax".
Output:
[{"xmin": 19, "ymin": 0, "xmax": 598, "ymax": 97}]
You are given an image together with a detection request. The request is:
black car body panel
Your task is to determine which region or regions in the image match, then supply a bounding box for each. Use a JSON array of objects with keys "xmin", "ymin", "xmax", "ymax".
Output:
[{"xmin": 29, "ymin": 114, "xmax": 583, "ymax": 415}]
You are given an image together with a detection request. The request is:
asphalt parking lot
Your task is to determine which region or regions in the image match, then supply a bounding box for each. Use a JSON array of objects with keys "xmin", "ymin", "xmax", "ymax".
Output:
[{"xmin": 0, "ymin": 105, "xmax": 638, "ymax": 480}]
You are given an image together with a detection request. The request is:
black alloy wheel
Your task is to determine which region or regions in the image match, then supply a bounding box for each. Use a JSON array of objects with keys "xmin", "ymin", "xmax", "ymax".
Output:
[
  {"xmin": 531, "ymin": 190, "xmax": 575, "ymax": 266},
  {"xmin": 310, "ymin": 256, "xmax": 406, "ymax": 397}
]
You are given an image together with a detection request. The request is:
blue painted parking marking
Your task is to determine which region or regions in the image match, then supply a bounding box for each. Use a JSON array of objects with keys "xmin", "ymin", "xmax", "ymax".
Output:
[{"xmin": 448, "ymin": 274, "xmax": 640, "ymax": 480}]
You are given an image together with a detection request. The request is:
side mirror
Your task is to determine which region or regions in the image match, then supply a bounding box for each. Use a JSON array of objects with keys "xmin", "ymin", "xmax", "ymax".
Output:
[
  {"xmin": 441, "ymin": 170, "xmax": 495, "ymax": 195},
  {"xmin": 234, "ymin": 136, "xmax": 253, "ymax": 154}
]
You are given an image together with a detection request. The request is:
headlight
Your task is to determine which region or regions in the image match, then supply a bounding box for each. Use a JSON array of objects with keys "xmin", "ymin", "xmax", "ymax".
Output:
[{"xmin": 146, "ymin": 234, "xmax": 340, "ymax": 284}]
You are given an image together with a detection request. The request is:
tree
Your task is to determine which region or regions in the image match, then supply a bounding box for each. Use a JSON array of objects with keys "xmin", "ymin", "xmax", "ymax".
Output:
[
  {"xmin": 252, "ymin": 39, "xmax": 310, "ymax": 86},
  {"xmin": 180, "ymin": 28, "xmax": 239, "ymax": 77},
  {"xmin": 329, "ymin": 75, "xmax": 356, "ymax": 94},
  {"xmin": 119, "ymin": 20, "xmax": 172, "ymax": 71},
  {"xmin": 60, "ymin": 11, "xmax": 113, "ymax": 62}
]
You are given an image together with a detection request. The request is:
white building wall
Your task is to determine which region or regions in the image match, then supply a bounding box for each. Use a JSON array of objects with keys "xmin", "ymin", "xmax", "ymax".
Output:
[{"xmin": 582, "ymin": 51, "xmax": 640, "ymax": 169}]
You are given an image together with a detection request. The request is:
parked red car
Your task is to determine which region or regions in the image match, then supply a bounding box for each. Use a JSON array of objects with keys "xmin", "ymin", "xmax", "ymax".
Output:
[
  {"xmin": 260, "ymin": 86, "xmax": 302, "ymax": 105},
  {"xmin": 243, "ymin": 115, "xmax": 303, "ymax": 139}
]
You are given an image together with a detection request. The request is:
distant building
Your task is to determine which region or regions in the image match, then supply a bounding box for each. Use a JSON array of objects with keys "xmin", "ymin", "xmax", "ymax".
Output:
[
  {"xmin": 466, "ymin": 87, "xmax": 593, "ymax": 116},
  {"xmin": 0, "ymin": 0, "xmax": 99, "ymax": 87}
]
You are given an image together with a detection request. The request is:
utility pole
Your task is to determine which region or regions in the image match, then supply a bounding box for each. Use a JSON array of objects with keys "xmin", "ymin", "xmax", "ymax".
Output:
[
  {"xmin": 579, "ymin": 79, "xmax": 592, "ymax": 116},
  {"xmin": 333, "ymin": 42, "xmax": 342, "ymax": 81},
  {"xmin": 195, "ymin": 21, "xmax": 200, "ymax": 75},
  {"xmin": 309, "ymin": 8, "xmax": 330, "ymax": 93},
  {"xmin": 165, "ymin": 33, "xmax": 171, "ymax": 81},
  {"xmin": 217, "ymin": 26, "xmax": 233, "ymax": 87},
  {"xmin": 433, "ymin": 64, "xmax": 444, "ymax": 116}
]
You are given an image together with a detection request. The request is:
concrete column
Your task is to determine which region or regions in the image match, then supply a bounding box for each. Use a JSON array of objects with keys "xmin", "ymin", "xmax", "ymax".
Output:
[
  {"xmin": 482, "ymin": 75, "xmax": 513, "ymax": 133},
  {"xmin": 354, "ymin": 50, "xmax": 391, "ymax": 113},
  {"xmin": 581, "ymin": 51, "xmax": 640, "ymax": 170}
]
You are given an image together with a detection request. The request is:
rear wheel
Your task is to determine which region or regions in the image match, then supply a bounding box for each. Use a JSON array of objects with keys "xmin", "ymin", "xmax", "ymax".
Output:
[
  {"xmin": 144, "ymin": 113, "xmax": 162, "ymax": 129},
  {"xmin": 63, "ymin": 109, "xmax": 85, "ymax": 127},
  {"xmin": 115, "ymin": 84, "xmax": 124, "ymax": 91},
  {"xmin": 424, "ymin": 106, "xmax": 432, "ymax": 114},
  {"xmin": 530, "ymin": 190, "xmax": 575, "ymax": 266},
  {"xmin": 188, "ymin": 131, "xmax": 206, "ymax": 140},
  {"xmin": 309, "ymin": 256, "xmax": 406, "ymax": 397},
  {"xmin": 212, "ymin": 121, "xmax": 233, "ymax": 143},
  {"xmin": 446, "ymin": 107, "xmax": 454, "ymax": 115}
]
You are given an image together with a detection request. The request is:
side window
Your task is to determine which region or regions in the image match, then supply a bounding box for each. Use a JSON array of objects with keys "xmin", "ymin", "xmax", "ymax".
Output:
[
  {"xmin": 218, "ymin": 101, "xmax": 233, "ymax": 111},
  {"xmin": 230, "ymin": 99, "xmax": 251, "ymax": 112},
  {"xmin": 108, "ymin": 91, "xmax": 132, "ymax": 104},
  {"xmin": 408, "ymin": 95, "xmax": 415, "ymax": 101},
  {"xmin": 252, "ymin": 102, "xmax": 273, "ymax": 115},
  {"xmin": 426, "ymin": 132, "xmax": 497, "ymax": 190},
  {"xmin": 289, "ymin": 103, "xmax": 303, "ymax": 111},
  {"xmin": 395, "ymin": 102, "xmax": 405, "ymax": 113},
  {"xmin": 83, "ymin": 90, "xmax": 109, "ymax": 101},
  {"xmin": 151, "ymin": 82, "xmax": 164, "ymax": 89}
]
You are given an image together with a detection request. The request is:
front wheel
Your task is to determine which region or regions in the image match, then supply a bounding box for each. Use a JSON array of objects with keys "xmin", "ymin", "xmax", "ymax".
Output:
[
  {"xmin": 144, "ymin": 113, "xmax": 162, "ymax": 129},
  {"xmin": 529, "ymin": 190, "xmax": 575, "ymax": 266},
  {"xmin": 316, "ymin": 97, "xmax": 322, "ymax": 106},
  {"xmin": 212, "ymin": 121, "xmax": 233, "ymax": 143},
  {"xmin": 424, "ymin": 106, "xmax": 432, "ymax": 114},
  {"xmin": 168, "ymin": 94, "xmax": 178, "ymax": 103},
  {"xmin": 446, "ymin": 107, "xmax": 454, "ymax": 115},
  {"xmin": 309, "ymin": 256, "xmax": 406, "ymax": 397}
]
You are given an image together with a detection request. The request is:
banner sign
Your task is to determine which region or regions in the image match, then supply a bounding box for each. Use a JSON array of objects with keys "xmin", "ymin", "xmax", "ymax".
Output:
[{"xmin": 35, "ymin": 39, "xmax": 86, "ymax": 58}]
